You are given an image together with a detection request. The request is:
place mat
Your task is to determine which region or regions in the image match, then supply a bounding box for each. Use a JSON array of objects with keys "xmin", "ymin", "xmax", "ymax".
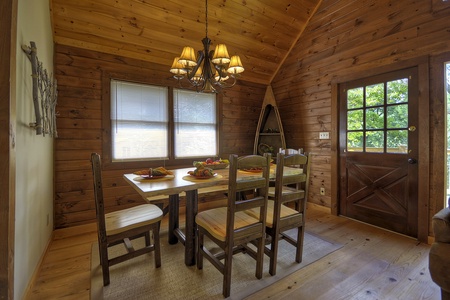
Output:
[
  {"xmin": 182, "ymin": 174, "xmax": 223, "ymax": 182},
  {"xmin": 90, "ymin": 229, "xmax": 342, "ymax": 300},
  {"xmin": 132, "ymin": 175, "xmax": 175, "ymax": 182}
]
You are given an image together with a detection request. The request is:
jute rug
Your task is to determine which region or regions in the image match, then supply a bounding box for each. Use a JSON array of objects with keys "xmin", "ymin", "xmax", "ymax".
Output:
[{"xmin": 90, "ymin": 229, "xmax": 342, "ymax": 300}]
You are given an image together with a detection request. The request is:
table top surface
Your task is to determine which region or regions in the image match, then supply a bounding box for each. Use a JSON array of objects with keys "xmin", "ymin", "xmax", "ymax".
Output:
[{"xmin": 123, "ymin": 165, "xmax": 303, "ymax": 198}]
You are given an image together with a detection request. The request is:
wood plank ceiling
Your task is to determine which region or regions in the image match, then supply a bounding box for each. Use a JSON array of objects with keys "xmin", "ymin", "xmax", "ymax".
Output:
[{"xmin": 50, "ymin": 0, "xmax": 322, "ymax": 85}]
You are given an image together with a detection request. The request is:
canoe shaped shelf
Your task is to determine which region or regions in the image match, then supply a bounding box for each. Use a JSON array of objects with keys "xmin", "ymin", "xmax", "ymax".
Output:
[{"xmin": 253, "ymin": 85, "xmax": 286, "ymax": 156}]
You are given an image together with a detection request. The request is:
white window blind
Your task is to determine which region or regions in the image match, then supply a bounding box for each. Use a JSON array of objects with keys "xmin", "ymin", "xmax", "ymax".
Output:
[
  {"xmin": 111, "ymin": 80, "xmax": 168, "ymax": 161},
  {"xmin": 174, "ymin": 89, "xmax": 217, "ymax": 158}
]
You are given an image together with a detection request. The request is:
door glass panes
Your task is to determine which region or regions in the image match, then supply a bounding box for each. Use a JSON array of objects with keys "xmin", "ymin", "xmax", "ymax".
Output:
[
  {"xmin": 346, "ymin": 77, "xmax": 409, "ymax": 154},
  {"xmin": 347, "ymin": 131, "xmax": 363, "ymax": 152},
  {"xmin": 366, "ymin": 107, "xmax": 384, "ymax": 129},
  {"xmin": 387, "ymin": 79, "xmax": 408, "ymax": 104},
  {"xmin": 348, "ymin": 87, "xmax": 364, "ymax": 109},
  {"xmin": 366, "ymin": 131, "xmax": 384, "ymax": 152},
  {"xmin": 387, "ymin": 104, "xmax": 408, "ymax": 128},
  {"xmin": 387, "ymin": 130, "xmax": 408, "ymax": 153},
  {"xmin": 347, "ymin": 110, "xmax": 363, "ymax": 130},
  {"xmin": 366, "ymin": 83, "xmax": 384, "ymax": 106}
]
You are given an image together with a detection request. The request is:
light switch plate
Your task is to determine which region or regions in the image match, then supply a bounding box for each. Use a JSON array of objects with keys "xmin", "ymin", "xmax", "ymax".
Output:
[{"xmin": 319, "ymin": 132, "xmax": 330, "ymax": 139}]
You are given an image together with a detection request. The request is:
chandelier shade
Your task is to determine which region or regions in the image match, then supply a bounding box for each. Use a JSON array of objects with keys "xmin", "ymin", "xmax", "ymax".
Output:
[{"xmin": 169, "ymin": 0, "xmax": 244, "ymax": 93}]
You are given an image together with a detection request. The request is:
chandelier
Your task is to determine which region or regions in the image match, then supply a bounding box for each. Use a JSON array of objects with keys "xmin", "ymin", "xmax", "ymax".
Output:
[{"xmin": 169, "ymin": 0, "xmax": 244, "ymax": 93}]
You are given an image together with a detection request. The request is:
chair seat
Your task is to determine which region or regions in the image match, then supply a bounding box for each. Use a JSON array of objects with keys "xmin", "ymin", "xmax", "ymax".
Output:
[
  {"xmin": 106, "ymin": 204, "xmax": 163, "ymax": 236},
  {"xmin": 245, "ymin": 200, "xmax": 301, "ymax": 228},
  {"xmin": 196, "ymin": 207, "xmax": 260, "ymax": 242}
]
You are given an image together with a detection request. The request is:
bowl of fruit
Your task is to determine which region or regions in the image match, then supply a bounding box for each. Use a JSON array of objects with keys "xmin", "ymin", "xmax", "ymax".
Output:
[{"xmin": 193, "ymin": 158, "xmax": 229, "ymax": 170}]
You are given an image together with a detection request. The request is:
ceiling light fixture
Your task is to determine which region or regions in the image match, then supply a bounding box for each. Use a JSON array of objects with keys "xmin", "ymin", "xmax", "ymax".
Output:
[{"xmin": 170, "ymin": 0, "xmax": 244, "ymax": 93}]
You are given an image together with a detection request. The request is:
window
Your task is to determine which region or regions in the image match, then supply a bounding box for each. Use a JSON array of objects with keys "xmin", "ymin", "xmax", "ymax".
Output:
[
  {"xmin": 110, "ymin": 80, "xmax": 217, "ymax": 162},
  {"xmin": 346, "ymin": 78, "xmax": 409, "ymax": 153},
  {"xmin": 174, "ymin": 89, "xmax": 217, "ymax": 158},
  {"xmin": 111, "ymin": 80, "xmax": 168, "ymax": 161}
]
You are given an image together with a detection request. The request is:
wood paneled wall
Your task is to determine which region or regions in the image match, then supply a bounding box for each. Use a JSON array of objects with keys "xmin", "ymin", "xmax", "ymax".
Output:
[
  {"xmin": 271, "ymin": 0, "xmax": 450, "ymax": 234},
  {"xmin": 54, "ymin": 44, "xmax": 266, "ymax": 228}
]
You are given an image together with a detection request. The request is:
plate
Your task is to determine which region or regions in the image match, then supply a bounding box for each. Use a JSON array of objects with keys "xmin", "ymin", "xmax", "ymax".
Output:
[
  {"xmin": 188, "ymin": 173, "xmax": 217, "ymax": 179},
  {"xmin": 140, "ymin": 174, "xmax": 167, "ymax": 179}
]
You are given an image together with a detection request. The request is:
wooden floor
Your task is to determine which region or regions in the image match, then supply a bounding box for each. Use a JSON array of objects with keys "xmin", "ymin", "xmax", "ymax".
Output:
[{"xmin": 26, "ymin": 204, "xmax": 441, "ymax": 299}]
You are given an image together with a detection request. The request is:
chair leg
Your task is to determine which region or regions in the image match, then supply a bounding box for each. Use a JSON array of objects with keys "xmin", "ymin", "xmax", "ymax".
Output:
[
  {"xmin": 222, "ymin": 246, "xmax": 233, "ymax": 298},
  {"xmin": 255, "ymin": 236, "xmax": 265, "ymax": 279},
  {"xmin": 196, "ymin": 230, "xmax": 204, "ymax": 270},
  {"xmin": 145, "ymin": 231, "xmax": 151, "ymax": 247},
  {"xmin": 154, "ymin": 222, "xmax": 161, "ymax": 268},
  {"xmin": 99, "ymin": 241, "xmax": 110, "ymax": 286},
  {"xmin": 269, "ymin": 231, "xmax": 279, "ymax": 276},
  {"xmin": 296, "ymin": 226, "xmax": 304, "ymax": 263}
]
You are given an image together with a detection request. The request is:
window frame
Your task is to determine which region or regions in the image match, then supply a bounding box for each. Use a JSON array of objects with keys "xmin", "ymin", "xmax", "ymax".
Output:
[{"xmin": 101, "ymin": 71, "xmax": 222, "ymax": 170}]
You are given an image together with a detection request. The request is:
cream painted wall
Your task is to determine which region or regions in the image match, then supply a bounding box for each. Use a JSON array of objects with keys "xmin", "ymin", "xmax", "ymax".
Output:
[{"xmin": 15, "ymin": 0, "xmax": 54, "ymax": 299}]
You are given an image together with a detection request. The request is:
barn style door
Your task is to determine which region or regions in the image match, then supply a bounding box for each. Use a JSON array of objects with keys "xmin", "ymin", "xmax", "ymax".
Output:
[{"xmin": 339, "ymin": 67, "xmax": 419, "ymax": 238}]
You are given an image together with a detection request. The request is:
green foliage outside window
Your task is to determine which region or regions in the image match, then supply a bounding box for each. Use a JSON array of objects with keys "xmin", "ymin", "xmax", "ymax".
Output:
[{"xmin": 347, "ymin": 78, "xmax": 409, "ymax": 152}]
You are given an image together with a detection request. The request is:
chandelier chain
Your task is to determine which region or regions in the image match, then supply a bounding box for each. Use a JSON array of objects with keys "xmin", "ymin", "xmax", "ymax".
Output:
[{"xmin": 205, "ymin": 0, "xmax": 208, "ymax": 38}]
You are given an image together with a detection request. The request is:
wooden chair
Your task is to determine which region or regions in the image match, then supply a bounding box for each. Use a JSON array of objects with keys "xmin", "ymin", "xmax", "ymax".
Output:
[
  {"xmin": 90, "ymin": 153, "xmax": 163, "ymax": 286},
  {"xmin": 279, "ymin": 147, "xmax": 304, "ymax": 155},
  {"xmin": 246, "ymin": 152, "xmax": 310, "ymax": 276},
  {"xmin": 195, "ymin": 153, "xmax": 271, "ymax": 298}
]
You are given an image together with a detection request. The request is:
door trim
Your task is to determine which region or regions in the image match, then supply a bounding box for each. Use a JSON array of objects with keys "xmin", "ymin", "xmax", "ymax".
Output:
[{"xmin": 331, "ymin": 56, "xmax": 429, "ymax": 242}]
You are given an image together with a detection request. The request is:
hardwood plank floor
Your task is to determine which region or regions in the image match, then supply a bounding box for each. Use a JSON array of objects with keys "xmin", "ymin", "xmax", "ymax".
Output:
[{"xmin": 26, "ymin": 204, "xmax": 441, "ymax": 299}]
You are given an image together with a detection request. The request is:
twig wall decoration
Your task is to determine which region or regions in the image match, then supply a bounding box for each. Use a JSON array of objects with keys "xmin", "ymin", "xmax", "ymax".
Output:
[{"xmin": 21, "ymin": 41, "xmax": 58, "ymax": 137}]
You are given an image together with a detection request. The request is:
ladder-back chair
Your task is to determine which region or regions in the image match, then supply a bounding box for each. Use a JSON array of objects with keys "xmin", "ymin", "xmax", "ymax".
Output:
[
  {"xmin": 246, "ymin": 152, "xmax": 310, "ymax": 275},
  {"xmin": 195, "ymin": 153, "xmax": 271, "ymax": 298},
  {"xmin": 91, "ymin": 152, "xmax": 163, "ymax": 286}
]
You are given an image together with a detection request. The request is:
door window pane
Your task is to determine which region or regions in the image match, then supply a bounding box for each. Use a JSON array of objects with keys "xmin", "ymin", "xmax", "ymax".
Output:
[
  {"xmin": 366, "ymin": 107, "xmax": 384, "ymax": 129},
  {"xmin": 387, "ymin": 78, "xmax": 408, "ymax": 104},
  {"xmin": 387, "ymin": 130, "xmax": 408, "ymax": 153},
  {"xmin": 387, "ymin": 104, "xmax": 408, "ymax": 128},
  {"xmin": 347, "ymin": 131, "xmax": 363, "ymax": 152},
  {"xmin": 366, "ymin": 83, "xmax": 384, "ymax": 107},
  {"xmin": 366, "ymin": 131, "xmax": 384, "ymax": 152},
  {"xmin": 348, "ymin": 87, "xmax": 364, "ymax": 109},
  {"xmin": 347, "ymin": 110, "xmax": 363, "ymax": 130}
]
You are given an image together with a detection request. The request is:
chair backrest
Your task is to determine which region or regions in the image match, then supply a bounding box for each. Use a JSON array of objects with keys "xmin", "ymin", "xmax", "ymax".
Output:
[
  {"xmin": 226, "ymin": 153, "xmax": 271, "ymax": 240},
  {"xmin": 274, "ymin": 152, "xmax": 310, "ymax": 213},
  {"xmin": 279, "ymin": 148, "xmax": 304, "ymax": 155},
  {"xmin": 91, "ymin": 153, "xmax": 107, "ymax": 240}
]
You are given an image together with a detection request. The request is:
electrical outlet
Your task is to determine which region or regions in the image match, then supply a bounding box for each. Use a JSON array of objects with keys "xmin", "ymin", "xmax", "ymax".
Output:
[
  {"xmin": 320, "ymin": 187, "xmax": 325, "ymax": 195},
  {"xmin": 319, "ymin": 132, "xmax": 330, "ymax": 139}
]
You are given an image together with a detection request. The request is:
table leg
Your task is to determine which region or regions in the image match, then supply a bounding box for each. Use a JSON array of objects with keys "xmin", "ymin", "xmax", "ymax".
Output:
[
  {"xmin": 168, "ymin": 194, "xmax": 179, "ymax": 244},
  {"xmin": 184, "ymin": 189, "xmax": 198, "ymax": 266}
]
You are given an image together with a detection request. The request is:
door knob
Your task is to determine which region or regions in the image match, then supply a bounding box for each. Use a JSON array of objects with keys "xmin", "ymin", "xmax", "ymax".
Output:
[{"xmin": 408, "ymin": 158, "xmax": 417, "ymax": 164}]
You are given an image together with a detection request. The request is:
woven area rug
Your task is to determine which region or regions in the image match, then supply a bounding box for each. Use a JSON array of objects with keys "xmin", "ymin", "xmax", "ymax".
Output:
[{"xmin": 91, "ymin": 229, "xmax": 342, "ymax": 300}]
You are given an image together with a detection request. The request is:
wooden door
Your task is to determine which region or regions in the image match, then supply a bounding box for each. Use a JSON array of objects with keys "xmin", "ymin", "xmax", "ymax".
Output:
[{"xmin": 339, "ymin": 67, "xmax": 419, "ymax": 237}]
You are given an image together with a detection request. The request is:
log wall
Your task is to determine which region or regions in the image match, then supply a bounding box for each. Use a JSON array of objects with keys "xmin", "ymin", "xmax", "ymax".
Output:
[
  {"xmin": 54, "ymin": 44, "xmax": 266, "ymax": 228},
  {"xmin": 272, "ymin": 0, "xmax": 450, "ymax": 235}
]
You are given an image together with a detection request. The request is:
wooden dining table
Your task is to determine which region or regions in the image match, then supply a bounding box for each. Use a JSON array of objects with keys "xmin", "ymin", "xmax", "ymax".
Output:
[
  {"xmin": 123, "ymin": 165, "xmax": 304, "ymax": 266},
  {"xmin": 123, "ymin": 167, "xmax": 231, "ymax": 266}
]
